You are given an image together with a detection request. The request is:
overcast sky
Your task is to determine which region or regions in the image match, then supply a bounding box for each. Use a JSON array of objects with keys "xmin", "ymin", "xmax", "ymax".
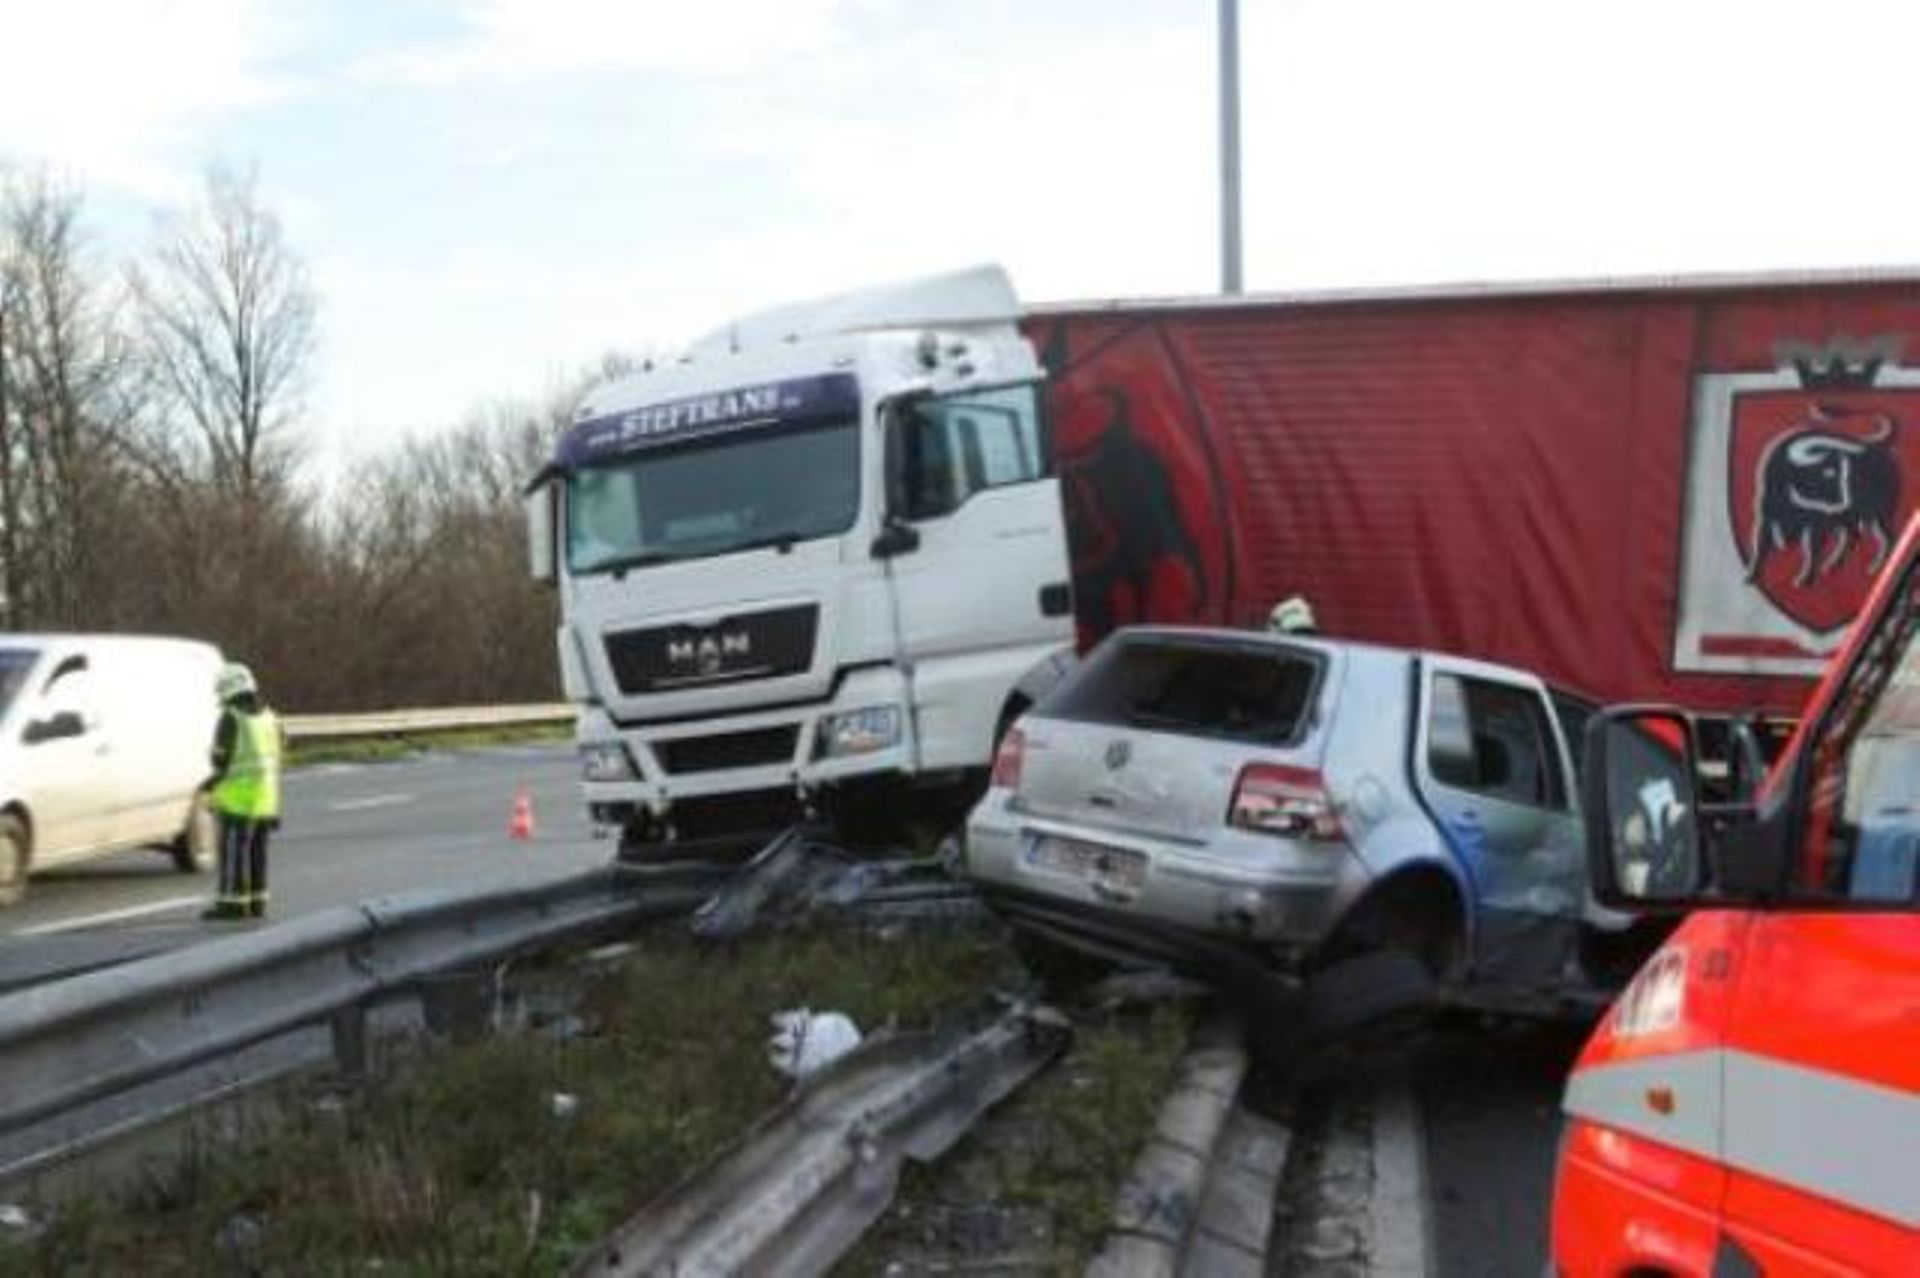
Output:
[{"xmin": 4, "ymin": 0, "xmax": 1916, "ymax": 464}]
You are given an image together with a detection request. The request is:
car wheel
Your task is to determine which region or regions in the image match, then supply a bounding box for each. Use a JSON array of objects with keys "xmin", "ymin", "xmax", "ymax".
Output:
[
  {"xmin": 0, "ymin": 813, "xmax": 29, "ymax": 906},
  {"xmin": 170, "ymin": 791, "xmax": 217, "ymax": 874},
  {"xmin": 1298, "ymin": 949, "xmax": 1438, "ymax": 1041}
]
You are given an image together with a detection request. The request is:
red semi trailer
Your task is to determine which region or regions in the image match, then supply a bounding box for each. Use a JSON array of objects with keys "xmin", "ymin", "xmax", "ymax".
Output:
[{"xmin": 1028, "ymin": 269, "xmax": 1920, "ymax": 716}]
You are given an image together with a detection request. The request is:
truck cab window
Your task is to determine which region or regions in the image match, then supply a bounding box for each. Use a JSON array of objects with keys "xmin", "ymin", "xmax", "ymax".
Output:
[{"xmin": 898, "ymin": 383, "xmax": 1045, "ymax": 521}]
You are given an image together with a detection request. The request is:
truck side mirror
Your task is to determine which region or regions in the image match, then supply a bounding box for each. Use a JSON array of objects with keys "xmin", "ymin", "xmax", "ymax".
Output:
[
  {"xmin": 525, "ymin": 480, "xmax": 557, "ymax": 584},
  {"xmin": 871, "ymin": 520, "xmax": 921, "ymax": 560},
  {"xmin": 873, "ymin": 401, "xmax": 925, "ymax": 561},
  {"xmin": 1582, "ymin": 707, "xmax": 1710, "ymax": 910}
]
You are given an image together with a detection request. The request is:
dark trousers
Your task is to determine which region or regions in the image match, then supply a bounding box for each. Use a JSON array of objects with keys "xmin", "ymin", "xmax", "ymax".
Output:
[{"xmin": 216, "ymin": 817, "xmax": 272, "ymax": 915}]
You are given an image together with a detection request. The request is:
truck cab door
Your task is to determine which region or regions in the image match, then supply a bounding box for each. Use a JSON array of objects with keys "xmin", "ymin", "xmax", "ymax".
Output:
[
  {"xmin": 1414, "ymin": 659, "xmax": 1586, "ymax": 984},
  {"xmin": 878, "ymin": 383, "xmax": 1074, "ymax": 769}
]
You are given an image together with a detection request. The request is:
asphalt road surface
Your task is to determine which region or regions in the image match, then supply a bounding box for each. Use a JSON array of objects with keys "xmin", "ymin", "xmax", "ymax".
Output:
[
  {"xmin": 0, "ymin": 744, "xmax": 606, "ymax": 975},
  {"xmin": 1419, "ymin": 1014, "xmax": 1590, "ymax": 1278},
  {"xmin": 0, "ymin": 743, "xmax": 1587, "ymax": 1271}
]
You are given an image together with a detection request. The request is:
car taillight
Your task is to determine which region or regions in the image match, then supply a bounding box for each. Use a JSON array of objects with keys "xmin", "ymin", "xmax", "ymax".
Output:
[
  {"xmin": 1228, "ymin": 763, "xmax": 1344, "ymax": 841},
  {"xmin": 991, "ymin": 727, "xmax": 1025, "ymax": 789}
]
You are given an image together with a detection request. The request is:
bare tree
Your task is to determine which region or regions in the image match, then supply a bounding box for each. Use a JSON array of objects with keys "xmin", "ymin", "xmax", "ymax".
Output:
[
  {"xmin": 0, "ymin": 171, "xmax": 136, "ymax": 627},
  {"xmin": 129, "ymin": 165, "xmax": 316, "ymax": 495}
]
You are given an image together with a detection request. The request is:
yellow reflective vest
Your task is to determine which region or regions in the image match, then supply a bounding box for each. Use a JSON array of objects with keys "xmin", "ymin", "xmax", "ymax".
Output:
[{"xmin": 213, "ymin": 707, "xmax": 283, "ymax": 821}]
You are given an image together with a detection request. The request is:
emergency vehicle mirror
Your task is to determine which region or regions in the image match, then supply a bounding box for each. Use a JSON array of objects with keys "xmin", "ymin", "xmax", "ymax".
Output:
[{"xmin": 1585, "ymin": 708, "xmax": 1707, "ymax": 908}]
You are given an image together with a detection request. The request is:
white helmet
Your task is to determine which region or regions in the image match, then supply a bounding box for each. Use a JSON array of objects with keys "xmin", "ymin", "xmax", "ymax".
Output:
[
  {"xmin": 215, "ymin": 662, "xmax": 258, "ymax": 701},
  {"xmin": 1269, "ymin": 595, "xmax": 1317, "ymax": 634}
]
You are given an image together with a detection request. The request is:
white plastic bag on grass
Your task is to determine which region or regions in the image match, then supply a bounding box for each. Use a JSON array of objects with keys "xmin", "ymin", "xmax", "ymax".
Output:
[{"xmin": 767, "ymin": 1008, "xmax": 862, "ymax": 1080}]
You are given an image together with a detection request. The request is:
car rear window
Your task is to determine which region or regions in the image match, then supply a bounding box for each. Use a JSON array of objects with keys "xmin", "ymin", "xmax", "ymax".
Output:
[{"xmin": 1041, "ymin": 635, "xmax": 1323, "ymax": 745}]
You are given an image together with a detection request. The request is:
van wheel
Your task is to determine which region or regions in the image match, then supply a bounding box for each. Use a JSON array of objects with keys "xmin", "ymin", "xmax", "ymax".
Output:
[
  {"xmin": 0, "ymin": 814, "xmax": 28, "ymax": 906},
  {"xmin": 170, "ymin": 792, "xmax": 217, "ymax": 874}
]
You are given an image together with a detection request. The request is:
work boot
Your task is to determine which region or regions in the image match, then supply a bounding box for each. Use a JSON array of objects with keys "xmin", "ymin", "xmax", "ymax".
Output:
[
  {"xmin": 201, "ymin": 900, "xmax": 246, "ymax": 921},
  {"xmin": 247, "ymin": 895, "xmax": 269, "ymax": 920}
]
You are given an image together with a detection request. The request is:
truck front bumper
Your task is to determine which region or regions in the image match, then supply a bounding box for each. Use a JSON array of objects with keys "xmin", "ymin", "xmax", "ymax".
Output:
[{"xmin": 576, "ymin": 665, "xmax": 918, "ymax": 824}]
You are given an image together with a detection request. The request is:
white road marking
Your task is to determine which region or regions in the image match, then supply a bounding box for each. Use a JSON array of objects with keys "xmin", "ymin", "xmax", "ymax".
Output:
[
  {"xmin": 329, "ymin": 793, "xmax": 415, "ymax": 813},
  {"xmin": 305, "ymin": 763, "xmax": 366, "ymax": 777},
  {"xmin": 1369, "ymin": 1081, "xmax": 1435, "ymax": 1277},
  {"xmin": 15, "ymin": 895, "xmax": 208, "ymax": 936}
]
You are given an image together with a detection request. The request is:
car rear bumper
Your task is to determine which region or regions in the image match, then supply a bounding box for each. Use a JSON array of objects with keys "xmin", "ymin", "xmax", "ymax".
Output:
[
  {"xmin": 977, "ymin": 882, "xmax": 1304, "ymax": 990},
  {"xmin": 962, "ymin": 796, "xmax": 1368, "ymax": 960}
]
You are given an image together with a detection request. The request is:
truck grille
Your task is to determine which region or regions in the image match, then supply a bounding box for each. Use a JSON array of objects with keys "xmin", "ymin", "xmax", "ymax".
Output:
[
  {"xmin": 604, "ymin": 605, "xmax": 818, "ymax": 695},
  {"xmin": 655, "ymin": 726, "xmax": 800, "ymax": 775}
]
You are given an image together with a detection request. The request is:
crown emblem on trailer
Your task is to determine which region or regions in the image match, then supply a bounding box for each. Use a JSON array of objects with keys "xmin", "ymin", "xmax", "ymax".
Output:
[{"xmin": 1675, "ymin": 334, "xmax": 1920, "ymax": 676}]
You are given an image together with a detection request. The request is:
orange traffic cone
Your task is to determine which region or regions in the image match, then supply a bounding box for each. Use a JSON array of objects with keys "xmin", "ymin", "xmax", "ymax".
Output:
[{"xmin": 509, "ymin": 786, "xmax": 536, "ymax": 841}]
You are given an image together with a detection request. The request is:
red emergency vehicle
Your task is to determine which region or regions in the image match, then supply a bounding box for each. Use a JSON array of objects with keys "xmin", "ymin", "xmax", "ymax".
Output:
[{"xmin": 1552, "ymin": 516, "xmax": 1920, "ymax": 1274}]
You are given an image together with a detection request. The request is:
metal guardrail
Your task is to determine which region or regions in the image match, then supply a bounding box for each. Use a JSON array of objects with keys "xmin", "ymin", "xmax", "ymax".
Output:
[
  {"xmin": 0, "ymin": 863, "xmax": 719, "ymax": 1144},
  {"xmin": 573, "ymin": 1004, "xmax": 1068, "ymax": 1276},
  {"xmin": 282, "ymin": 702, "xmax": 573, "ymax": 741}
]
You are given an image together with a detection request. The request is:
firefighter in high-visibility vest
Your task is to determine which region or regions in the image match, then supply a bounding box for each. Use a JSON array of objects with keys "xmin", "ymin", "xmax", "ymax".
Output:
[{"xmin": 202, "ymin": 662, "xmax": 284, "ymax": 921}]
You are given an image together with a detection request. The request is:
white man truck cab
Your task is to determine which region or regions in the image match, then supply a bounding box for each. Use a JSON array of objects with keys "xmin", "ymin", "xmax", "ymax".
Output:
[{"xmin": 524, "ymin": 267, "xmax": 1074, "ymax": 855}]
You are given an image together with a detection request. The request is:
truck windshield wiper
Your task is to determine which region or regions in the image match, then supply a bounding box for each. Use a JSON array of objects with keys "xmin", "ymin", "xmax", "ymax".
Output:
[
  {"xmin": 731, "ymin": 530, "xmax": 812, "ymax": 556},
  {"xmin": 582, "ymin": 549, "xmax": 686, "ymax": 578}
]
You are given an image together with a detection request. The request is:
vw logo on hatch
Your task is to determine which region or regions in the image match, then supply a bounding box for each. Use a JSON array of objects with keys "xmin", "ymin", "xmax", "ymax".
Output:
[{"xmin": 1104, "ymin": 740, "xmax": 1132, "ymax": 771}]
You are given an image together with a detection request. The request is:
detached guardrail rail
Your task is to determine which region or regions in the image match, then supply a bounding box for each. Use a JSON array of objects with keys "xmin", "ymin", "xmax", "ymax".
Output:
[
  {"xmin": 574, "ymin": 1004, "xmax": 1068, "ymax": 1277},
  {"xmin": 0, "ymin": 863, "xmax": 719, "ymax": 1167},
  {"xmin": 282, "ymin": 702, "xmax": 573, "ymax": 741}
]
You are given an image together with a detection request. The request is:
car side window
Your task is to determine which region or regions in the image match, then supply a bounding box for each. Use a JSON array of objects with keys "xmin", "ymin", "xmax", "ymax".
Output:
[
  {"xmin": 1427, "ymin": 673, "xmax": 1568, "ymax": 810},
  {"xmin": 1551, "ymin": 692, "xmax": 1595, "ymax": 782}
]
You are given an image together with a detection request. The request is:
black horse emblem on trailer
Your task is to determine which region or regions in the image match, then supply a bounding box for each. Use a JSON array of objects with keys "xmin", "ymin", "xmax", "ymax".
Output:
[{"xmin": 1747, "ymin": 406, "xmax": 1901, "ymax": 587}]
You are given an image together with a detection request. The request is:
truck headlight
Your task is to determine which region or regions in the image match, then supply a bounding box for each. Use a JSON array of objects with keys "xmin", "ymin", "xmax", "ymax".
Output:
[
  {"xmin": 580, "ymin": 741, "xmax": 636, "ymax": 782},
  {"xmin": 816, "ymin": 707, "xmax": 902, "ymax": 759}
]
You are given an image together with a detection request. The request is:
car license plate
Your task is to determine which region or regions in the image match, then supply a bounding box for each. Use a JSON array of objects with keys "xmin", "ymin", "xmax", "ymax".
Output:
[{"xmin": 1030, "ymin": 835, "xmax": 1147, "ymax": 897}]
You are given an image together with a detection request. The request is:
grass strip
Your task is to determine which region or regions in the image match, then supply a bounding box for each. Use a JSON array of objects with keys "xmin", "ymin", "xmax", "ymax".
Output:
[
  {"xmin": 844, "ymin": 1000, "xmax": 1193, "ymax": 1274},
  {"xmin": 288, "ymin": 722, "xmax": 572, "ymax": 769},
  {"xmin": 0, "ymin": 927, "xmax": 1019, "ymax": 1276}
]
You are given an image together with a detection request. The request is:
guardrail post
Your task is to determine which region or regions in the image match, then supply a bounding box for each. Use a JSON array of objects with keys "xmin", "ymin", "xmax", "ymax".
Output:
[
  {"xmin": 420, "ymin": 970, "xmax": 491, "ymax": 1044},
  {"xmin": 330, "ymin": 1005, "xmax": 369, "ymax": 1080}
]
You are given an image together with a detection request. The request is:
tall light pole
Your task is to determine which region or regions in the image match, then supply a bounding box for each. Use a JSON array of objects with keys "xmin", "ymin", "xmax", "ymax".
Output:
[{"xmin": 1218, "ymin": 0, "xmax": 1244, "ymax": 295}]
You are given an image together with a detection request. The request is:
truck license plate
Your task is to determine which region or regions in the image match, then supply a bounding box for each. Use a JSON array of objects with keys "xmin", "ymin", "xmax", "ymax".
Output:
[{"xmin": 1030, "ymin": 836, "xmax": 1147, "ymax": 896}]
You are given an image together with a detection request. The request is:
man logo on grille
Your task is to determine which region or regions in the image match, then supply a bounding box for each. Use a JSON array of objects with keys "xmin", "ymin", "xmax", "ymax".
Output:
[{"xmin": 667, "ymin": 630, "xmax": 751, "ymax": 678}]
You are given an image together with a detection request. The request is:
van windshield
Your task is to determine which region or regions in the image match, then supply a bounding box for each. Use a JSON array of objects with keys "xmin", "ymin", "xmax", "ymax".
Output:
[
  {"xmin": 1041, "ymin": 635, "xmax": 1322, "ymax": 746},
  {"xmin": 1802, "ymin": 566, "xmax": 1920, "ymax": 902},
  {"xmin": 565, "ymin": 417, "xmax": 860, "ymax": 574},
  {"xmin": 0, "ymin": 649, "xmax": 38, "ymax": 719}
]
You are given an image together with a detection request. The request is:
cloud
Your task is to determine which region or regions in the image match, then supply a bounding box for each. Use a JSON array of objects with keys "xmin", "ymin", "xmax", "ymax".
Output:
[
  {"xmin": 0, "ymin": 0, "xmax": 292, "ymax": 197},
  {"xmin": 354, "ymin": 0, "xmax": 869, "ymax": 86}
]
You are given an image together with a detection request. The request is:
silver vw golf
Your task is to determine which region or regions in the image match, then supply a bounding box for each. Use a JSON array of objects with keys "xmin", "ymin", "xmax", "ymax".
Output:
[{"xmin": 962, "ymin": 627, "xmax": 1660, "ymax": 1024}]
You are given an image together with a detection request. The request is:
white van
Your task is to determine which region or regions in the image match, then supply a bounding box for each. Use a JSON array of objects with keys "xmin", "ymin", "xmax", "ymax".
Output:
[{"xmin": 0, "ymin": 635, "xmax": 225, "ymax": 903}]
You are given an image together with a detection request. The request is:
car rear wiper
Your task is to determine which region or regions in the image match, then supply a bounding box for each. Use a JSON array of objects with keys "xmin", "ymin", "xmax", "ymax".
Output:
[{"xmin": 1123, "ymin": 708, "xmax": 1188, "ymax": 730}]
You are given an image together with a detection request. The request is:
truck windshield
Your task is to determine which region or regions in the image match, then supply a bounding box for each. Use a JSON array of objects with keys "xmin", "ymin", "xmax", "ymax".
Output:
[
  {"xmin": 566, "ymin": 417, "xmax": 860, "ymax": 574},
  {"xmin": 0, "ymin": 649, "xmax": 37, "ymax": 720}
]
